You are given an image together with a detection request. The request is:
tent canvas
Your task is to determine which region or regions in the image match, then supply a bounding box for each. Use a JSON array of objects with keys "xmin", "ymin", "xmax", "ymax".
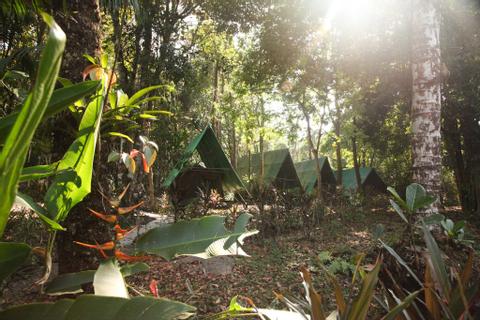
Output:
[
  {"xmin": 236, "ymin": 149, "xmax": 302, "ymax": 190},
  {"xmin": 162, "ymin": 125, "xmax": 246, "ymax": 194},
  {"xmin": 294, "ymin": 158, "xmax": 336, "ymax": 194},
  {"xmin": 338, "ymin": 167, "xmax": 387, "ymax": 193}
]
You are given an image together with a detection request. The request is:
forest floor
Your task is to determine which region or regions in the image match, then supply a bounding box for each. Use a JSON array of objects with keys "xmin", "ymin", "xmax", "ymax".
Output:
[
  {"xmin": 126, "ymin": 204, "xmax": 480, "ymax": 316},
  {"xmin": 2, "ymin": 203, "xmax": 480, "ymax": 317}
]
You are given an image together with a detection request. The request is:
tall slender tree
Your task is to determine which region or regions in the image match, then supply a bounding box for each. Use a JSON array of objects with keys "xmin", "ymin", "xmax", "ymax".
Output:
[{"xmin": 411, "ymin": 0, "xmax": 442, "ymax": 213}]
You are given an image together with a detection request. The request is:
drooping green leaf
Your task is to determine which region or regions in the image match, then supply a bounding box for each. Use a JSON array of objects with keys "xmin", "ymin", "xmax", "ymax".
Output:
[
  {"xmin": 44, "ymin": 79, "xmax": 105, "ymax": 221},
  {"xmin": 389, "ymin": 199, "xmax": 408, "ymax": 223},
  {"xmin": 83, "ymin": 53, "xmax": 97, "ymax": 64},
  {"xmin": 387, "ymin": 186, "xmax": 408, "ymax": 211},
  {"xmin": 0, "ymin": 80, "xmax": 100, "ymax": 144},
  {"xmin": 0, "ymin": 295, "xmax": 196, "ymax": 320},
  {"xmin": 422, "ymin": 222, "xmax": 451, "ymax": 298},
  {"xmin": 94, "ymin": 258, "xmax": 129, "ymax": 298},
  {"xmin": 138, "ymin": 113, "xmax": 158, "ymax": 120},
  {"xmin": 19, "ymin": 162, "xmax": 59, "ymax": 182},
  {"xmin": 380, "ymin": 240, "xmax": 422, "ymax": 286},
  {"xmin": 45, "ymin": 262, "xmax": 149, "ymax": 295},
  {"xmin": 381, "ymin": 290, "xmax": 420, "ymax": 320},
  {"xmin": 135, "ymin": 213, "xmax": 258, "ymax": 260},
  {"xmin": 0, "ymin": 242, "xmax": 31, "ymax": 282},
  {"xmin": 15, "ymin": 193, "xmax": 65, "ymax": 231},
  {"xmin": 0, "ymin": 14, "xmax": 66, "ymax": 236},
  {"xmin": 107, "ymin": 132, "xmax": 134, "ymax": 143},
  {"xmin": 125, "ymin": 84, "xmax": 171, "ymax": 106}
]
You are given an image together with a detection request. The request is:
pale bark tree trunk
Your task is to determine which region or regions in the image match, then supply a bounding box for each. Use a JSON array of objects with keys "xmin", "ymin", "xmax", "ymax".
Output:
[
  {"xmin": 299, "ymin": 93, "xmax": 323, "ymax": 199},
  {"xmin": 411, "ymin": 0, "xmax": 442, "ymax": 213},
  {"xmin": 334, "ymin": 91, "xmax": 343, "ymax": 187}
]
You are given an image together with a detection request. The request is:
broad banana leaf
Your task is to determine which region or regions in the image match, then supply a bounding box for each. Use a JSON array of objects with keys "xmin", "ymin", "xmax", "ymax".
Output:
[
  {"xmin": 19, "ymin": 162, "xmax": 60, "ymax": 182},
  {"xmin": 0, "ymin": 295, "xmax": 195, "ymax": 320},
  {"xmin": 135, "ymin": 213, "xmax": 258, "ymax": 260},
  {"xmin": 0, "ymin": 242, "xmax": 31, "ymax": 282},
  {"xmin": 44, "ymin": 77, "xmax": 105, "ymax": 221},
  {"xmin": 45, "ymin": 262, "xmax": 149, "ymax": 295},
  {"xmin": 0, "ymin": 81, "xmax": 99, "ymax": 144},
  {"xmin": 0, "ymin": 14, "xmax": 65, "ymax": 236},
  {"xmin": 14, "ymin": 193, "xmax": 65, "ymax": 231}
]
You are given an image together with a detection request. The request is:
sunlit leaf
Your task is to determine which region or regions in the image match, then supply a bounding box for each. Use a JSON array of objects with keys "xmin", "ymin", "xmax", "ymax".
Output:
[
  {"xmin": 0, "ymin": 80, "xmax": 99, "ymax": 145},
  {"xmin": 44, "ymin": 79, "xmax": 105, "ymax": 221},
  {"xmin": 19, "ymin": 162, "xmax": 59, "ymax": 182},
  {"xmin": 0, "ymin": 14, "xmax": 66, "ymax": 235},
  {"xmin": 135, "ymin": 214, "xmax": 257, "ymax": 260},
  {"xmin": 15, "ymin": 193, "xmax": 65, "ymax": 231},
  {"xmin": 83, "ymin": 53, "xmax": 97, "ymax": 64},
  {"xmin": 107, "ymin": 132, "xmax": 134, "ymax": 143}
]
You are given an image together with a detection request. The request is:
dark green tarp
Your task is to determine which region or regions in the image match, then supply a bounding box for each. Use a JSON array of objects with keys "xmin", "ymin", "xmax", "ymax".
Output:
[
  {"xmin": 236, "ymin": 149, "xmax": 302, "ymax": 190},
  {"xmin": 338, "ymin": 167, "xmax": 387, "ymax": 193},
  {"xmin": 162, "ymin": 125, "xmax": 246, "ymax": 193},
  {"xmin": 294, "ymin": 158, "xmax": 336, "ymax": 194}
]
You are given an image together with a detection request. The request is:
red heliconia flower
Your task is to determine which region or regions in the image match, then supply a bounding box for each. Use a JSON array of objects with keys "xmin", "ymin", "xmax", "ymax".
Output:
[
  {"xmin": 88, "ymin": 208, "xmax": 117, "ymax": 223},
  {"xmin": 114, "ymin": 225, "xmax": 137, "ymax": 240},
  {"xmin": 74, "ymin": 241, "xmax": 115, "ymax": 251},
  {"xmin": 141, "ymin": 153, "xmax": 149, "ymax": 173},
  {"xmin": 149, "ymin": 279, "xmax": 159, "ymax": 298},
  {"xmin": 117, "ymin": 201, "xmax": 144, "ymax": 215},
  {"xmin": 93, "ymin": 240, "xmax": 109, "ymax": 259},
  {"xmin": 114, "ymin": 249, "xmax": 149, "ymax": 262}
]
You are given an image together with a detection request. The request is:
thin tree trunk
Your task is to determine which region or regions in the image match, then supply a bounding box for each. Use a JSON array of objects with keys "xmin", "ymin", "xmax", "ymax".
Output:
[
  {"xmin": 300, "ymin": 95, "xmax": 323, "ymax": 199},
  {"xmin": 334, "ymin": 91, "xmax": 343, "ymax": 187},
  {"xmin": 230, "ymin": 123, "xmax": 237, "ymax": 168},
  {"xmin": 352, "ymin": 117, "xmax": 362, "ymax": 193},
  {"xmin": 411, "ymin": 0, "xmax": 442, "ymax": 214},
  {"xmin": 352, "ymin": 136, "xmax": 362, "ymax": 193}
]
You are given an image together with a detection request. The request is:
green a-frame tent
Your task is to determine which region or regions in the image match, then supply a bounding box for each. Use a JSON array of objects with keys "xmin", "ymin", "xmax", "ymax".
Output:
[
  {"xmin": 236, "ymin": 149, "xmax": 302, "ymax": 191},
  {"xmin": 294, "ymin": 158, "xmax": 337, "ymax": 195},
  {"xmin": 338, "ymin": 167, "xmax": 387, "ymax": 193},
  {"xmin": 163, "ymin": 125, "xmax": 247, "ymax": 202}
]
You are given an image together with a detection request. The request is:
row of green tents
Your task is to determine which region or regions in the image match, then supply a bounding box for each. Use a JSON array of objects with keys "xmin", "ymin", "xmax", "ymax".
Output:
[{"xmin": 163, "ymin": 126, "xmax": 386, "ymax": 203}]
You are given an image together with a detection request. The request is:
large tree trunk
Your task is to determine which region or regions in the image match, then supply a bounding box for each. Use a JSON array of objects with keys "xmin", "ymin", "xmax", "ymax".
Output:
[
  {"xmin": 52, "ymin": 0, "xmax": 106, "ymax": 274},
  {"xmin": 53, "ymin": 0, "xmax": 102, "ymax": 82},
  {"xmin": 411, "ymin": 0, "xmax": 442, "ymax": 213}
]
